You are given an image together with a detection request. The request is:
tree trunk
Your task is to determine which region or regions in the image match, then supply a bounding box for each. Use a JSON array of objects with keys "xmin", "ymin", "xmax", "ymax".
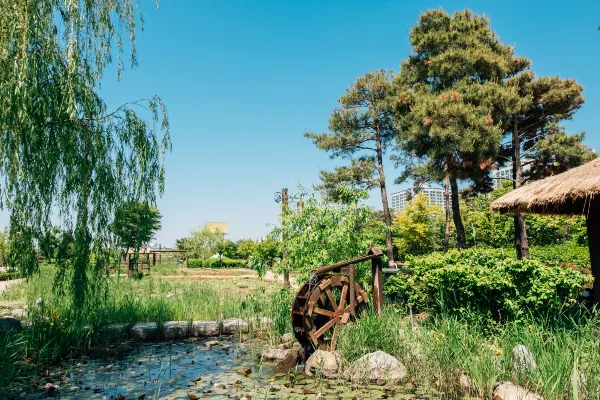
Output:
[
  {"xmin": 586, "ymin": 201, "xmax": 600, "ymax": 304},
  {"xmin": 562, "ymin": 217, "xmax": 571, "ymax": 244},
  {"xmin": 512, "ymin": 114, "xmax": 530, "ymax": 259},
  {"xmin": 448, "ymin": 174, "xmax": 466, "ymax": 249},
  {"xmin": 444, "ymin": 175, "xmax": 451, "ymax": 252},
  {"xmin": 375, "ymin": 125, "xmax": 396, "ymax": 267}
]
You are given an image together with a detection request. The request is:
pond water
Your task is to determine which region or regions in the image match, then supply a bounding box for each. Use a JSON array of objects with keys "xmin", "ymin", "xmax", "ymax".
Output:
[{"xmin": 22, "ymin": 338, "xmax": 440, "ymax": 400}]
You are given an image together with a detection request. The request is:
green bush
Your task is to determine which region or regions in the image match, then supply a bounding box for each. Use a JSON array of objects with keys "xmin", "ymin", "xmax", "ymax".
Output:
[
  {"xmin": 187, "ymin": 257, "xmax": 246, "ymax": 268},
  {"xmin": 385, "ymin": 248, "xmax": 590, "ymax": 322},
  {"xmin": 0, "ymin": 271, "xmax": 20, "ymax": 281}
]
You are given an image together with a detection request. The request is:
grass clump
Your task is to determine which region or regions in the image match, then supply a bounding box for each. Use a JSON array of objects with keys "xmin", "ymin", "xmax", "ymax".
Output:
[{"xmin": 338, "ymin": 306, "xmax": 600, "ymax": 400}]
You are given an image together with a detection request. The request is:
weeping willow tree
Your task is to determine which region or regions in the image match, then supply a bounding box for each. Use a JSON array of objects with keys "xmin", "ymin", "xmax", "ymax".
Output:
[{"xmin": 0, "ymin": 0, "xmax": 170, "ymax": 309}]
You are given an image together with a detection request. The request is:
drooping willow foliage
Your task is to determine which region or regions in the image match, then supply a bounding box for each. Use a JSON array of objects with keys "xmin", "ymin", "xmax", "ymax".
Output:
[{"xmin": 0, "ymin": 0, "xmax": 170, "ymax": 309}]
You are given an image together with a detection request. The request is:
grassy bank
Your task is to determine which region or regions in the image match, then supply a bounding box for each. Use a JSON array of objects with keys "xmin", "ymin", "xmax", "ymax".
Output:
[
  {"xmin": 0, "ymin": 264, "xmax": 292, "ymax": 394},
  {"xmin": 338, "ymin": 308, "xmax": 600, "ymax": 400}
]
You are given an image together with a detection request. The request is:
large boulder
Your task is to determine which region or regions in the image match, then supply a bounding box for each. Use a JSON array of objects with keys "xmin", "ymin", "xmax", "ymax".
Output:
[
  {"xmin": 262, "ymin": 347, "xmax": 290, "ymax": 361},
  {"xmin": 344, "ymin": 351, "xmax": 406, "ymax": 384},
  {"xmin": 305, "ymin": 350, "xmax": 341, "ymax": 379},
  {"xmin": 131, "ymin": 322, "xmax": 159, "ymax": 340},
  {"xmin": 512, "ymin": 344, "xmax": 537, "ymax": 374},
  {"xmin": 281, "ymin": 332, "xmax": 294, "ymax": 344},
  {"xmin": 0, "ymin": 316, "xmax": 21, "ymax": 332},
  {"xmin": 164, "ymin": 321, "xmax": 189, "ymax": 339},
  {"xmin": 192, "ymin": 321, "xmax": 219, "ymax": 337},
  {"xmin": 276, "ymin": 344, "xmax": 303, "ymax": 373},
  {"xmin": 493, "ymin": 382, "xmax": 542, "ymax": 400},
  {"xmin": 221, "ymin": 318, "xmax": 249, "ymax": 335}
]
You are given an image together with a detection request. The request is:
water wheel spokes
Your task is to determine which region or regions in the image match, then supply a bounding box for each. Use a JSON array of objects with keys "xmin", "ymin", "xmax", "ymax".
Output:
[{"xmin": 292, "ymin": 274, "xmax": 368, "ymax": 353}]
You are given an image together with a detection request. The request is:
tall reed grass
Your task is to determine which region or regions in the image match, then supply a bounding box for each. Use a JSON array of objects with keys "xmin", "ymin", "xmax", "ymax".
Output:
[{"xmin": 337, "ymin": 306, "xmax": 600, "ymax": 400}]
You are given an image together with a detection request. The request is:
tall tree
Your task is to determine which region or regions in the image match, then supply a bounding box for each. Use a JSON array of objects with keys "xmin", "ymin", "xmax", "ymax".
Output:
[
  {"xmin": 395, "ymin": 9, "xmax": 529, "ymax": 249},
  {"xmin": 497, "ymin": 72, "xmax": 587, "ymax": 259},
  {"xmin": 305, "ymin": 70, "xmax": 398, "ymax": 267},
  {"xmin": 0, "ymin": 1, "xmax": 170, "ymax": 306},
  {"xmin": 112, "ymin": 201, "xmax": 162, "ymax": 263}
]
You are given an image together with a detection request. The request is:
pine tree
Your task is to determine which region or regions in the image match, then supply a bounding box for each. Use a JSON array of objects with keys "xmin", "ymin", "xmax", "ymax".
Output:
[
  {"xmin": 395, "ymin": 9, "xmax": 529, "ymax": 249},
  {"xmin": 498, "ymin": 72, "xmax": 587, "ymax": 259},
  {"xmin": 306, "ymin": 70, "xmax": 398, "ymax": 266}
]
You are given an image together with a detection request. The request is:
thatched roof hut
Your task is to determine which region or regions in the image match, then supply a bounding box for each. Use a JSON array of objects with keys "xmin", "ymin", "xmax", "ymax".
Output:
[
  {"xmin": 491, "ymin": 157, "xmax": 600, "ymax": 301},
  {"xmin": 491, "ymin": 158, "xmax": 600, "ymax": 215}
]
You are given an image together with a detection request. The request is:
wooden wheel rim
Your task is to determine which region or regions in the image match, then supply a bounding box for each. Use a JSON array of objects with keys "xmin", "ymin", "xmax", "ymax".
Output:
[{"xmin": 292, "ymin": 274, "xmax": 368, "ymax": 352}]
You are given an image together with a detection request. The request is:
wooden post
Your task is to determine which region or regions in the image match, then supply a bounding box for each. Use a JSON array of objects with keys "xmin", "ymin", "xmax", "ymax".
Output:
[
  {"xmin": 349, "ymin": 263, "xmax": 356, "ymax": 316},
  {"xmin": 371, "ymin": 256, "xmax": 384, "ymax": 316},
  {"xmin": 587, "ymin": 200, "xmax": 600, "ymax": 303},
  {"xmin": 282, "ymin": 188, "xmax": 290, "ymax": 287}
]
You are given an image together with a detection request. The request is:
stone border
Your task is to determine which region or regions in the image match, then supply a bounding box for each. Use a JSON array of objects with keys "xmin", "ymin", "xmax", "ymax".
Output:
[{"xmin": 101, "ymin": 317, "xmax": 271, "ymax": 341}]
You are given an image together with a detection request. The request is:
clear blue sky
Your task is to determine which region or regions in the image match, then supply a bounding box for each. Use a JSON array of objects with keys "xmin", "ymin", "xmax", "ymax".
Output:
[{"xmin": 97, "ymin": 0, "xmax": 600, "ymax": 246}]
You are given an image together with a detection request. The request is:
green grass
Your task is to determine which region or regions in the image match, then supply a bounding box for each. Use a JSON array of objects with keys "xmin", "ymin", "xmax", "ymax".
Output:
[
  {"xmin": 338, "ymin": 307, "xmax": 600, "ymax": 400},
  {"xmin": 0, "ymin": 263, "xmax": 293, "ymax": 395}
]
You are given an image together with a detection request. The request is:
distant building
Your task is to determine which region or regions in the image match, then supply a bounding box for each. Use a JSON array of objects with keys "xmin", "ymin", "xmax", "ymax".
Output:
[
  {"xmin": 491, "ymin": 161, "xmax": 532, "ymax": 188},
  {"xmin": 491, "ymin": 165, "xmax": 513, "ymax": 188},
  {"xmin": 390, "ymin": 187, "xmax": 449, "ymax": 212},
  {"xmin": 206, "ymin": 222, "xmax": 228, "ymax": 235}
]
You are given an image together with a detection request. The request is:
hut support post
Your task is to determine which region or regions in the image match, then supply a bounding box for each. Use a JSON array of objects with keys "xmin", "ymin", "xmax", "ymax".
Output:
[
  {"xmin": 371, "ymin": 257, "xmax": 384, "ymax": 316},
  {"xmin": 587, "ymin": 206, "xmax": 600, "ymax": 303}
]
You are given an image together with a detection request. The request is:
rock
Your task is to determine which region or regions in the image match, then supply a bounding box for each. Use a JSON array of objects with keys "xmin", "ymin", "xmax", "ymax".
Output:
[
  {"xmin": 493, "ymin": 382, "xmax": 542, "ymax": 400},
  {"xmin": 344, "ymin": 351, "xmax": 406, "ymax": 384},
  {"xmin": 0, "ymin": 316, "xmax": 21, "ymax": 332},
  {"xmin": 305, "ymin": 350, "xmax": 341, "ymax": 379},
  {"xmin": 9, "ymin": 308, "xmax": 27, "ymax": 319},
  {"xmin": 205, "ymin": 340, "xmax": 220, "ymax": 348},
  {"xmin": 237, "ymin": 282, "xmax": 249, "ymax": 288},
  {"xmin": 192, "ymin": 321, "xmax": 219, "ymax": 337},
  {"xmin": 459, "ymin": 373, "xmax": 473, "ymax": 393},
  {"xmin": 164, "ymin": 321, "xmax": 189, "ymax": 339},
  {"xmin": 281, "ymin": 333, "xmax": 294, "ymax": 343},
  {"xmin": 221, "ymin": 318, "xmax": 249, "ymax": 335},
  {"xmin": 512, "ymin": 344, "xmax": 536, "ymax": 374},
  {"xmin": 104, "ymin": 323, "xmax": 130, "ymax": 334},
  {"xmin": 262, "ymin": 347, "xmax": 290, "ymax": 361},
  {"xmin": 131, "ymin": 322, "xmax": 159, "ymax": 340},
  {"xmin": 276, "ymin": 344, "xmax": 303, "ymax": 373}
]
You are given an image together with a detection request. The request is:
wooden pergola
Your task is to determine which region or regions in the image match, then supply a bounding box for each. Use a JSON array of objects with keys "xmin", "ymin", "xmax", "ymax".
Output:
[
  {"xmin": 122, "ymin": 247, "xmax": 190, "ymax": 275},
  {"xmin": 491, "ymin": 158, "xmax": 600, "ymax": 301}
]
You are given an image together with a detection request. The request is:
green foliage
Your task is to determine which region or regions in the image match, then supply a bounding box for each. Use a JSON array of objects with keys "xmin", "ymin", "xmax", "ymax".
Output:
[
  {"xmin": 385, "ymin": 248, "xmax": 590, "ymax": 322},
  {"xmin": 393, "ymin": 193, "xmax": 444, "ymax": 256},
  {"xmin": 0, "ymin": 271, "xmax": 20, "ymax": 281},
  {"xmin": 304, "ymin": 70, "xmax": 397, "ymax": 197},
  {"xmin": 0, "ymin": 0, "xmax": 170, "ymax": 307},
  {"xmin": 187, "ymin": 257, "xmax": 246, "ymax": 269},
  {"xmin": 338, "ymin": 310, "xmax": 600, "ymax": 400},
  {"xmin": 278, "ymin": 188, "xmax": 386, "ymax": 281},
  {"xmin": 235, "ymin": 239, "xmax": 257, "ymax": 260},
  {"xmin": 112, "ymin": 201, "xmax": 162, "ymax": 255},
  {"xmin": 396, "ymin": 9, "xmax": 530, "ymax": 248},
  {"xmin": 269, "ymin": 287, "xmax": 295, "ymax": 336},
  {"xmin": 524, "ymin": 126, "xmax": 596, "ymax": 182},
  {"xmin": 183, "ymin": 225, "xmax": 225, "ymax": 260},
  {"xmin": 249, "ymin": 236, "xmax": 282, "ymax": 279}
]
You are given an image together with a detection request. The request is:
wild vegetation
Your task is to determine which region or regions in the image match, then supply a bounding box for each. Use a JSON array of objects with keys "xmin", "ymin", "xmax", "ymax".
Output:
[{"xmin": 0, "ymin": 2, "xmax": 597, "ymax": 399}]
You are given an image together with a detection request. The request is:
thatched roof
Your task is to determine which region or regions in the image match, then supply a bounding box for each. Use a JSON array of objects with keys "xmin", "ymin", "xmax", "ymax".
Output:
[{"xmin": 490, "ymin": 157, "xmax": 600, "ymax": 215}]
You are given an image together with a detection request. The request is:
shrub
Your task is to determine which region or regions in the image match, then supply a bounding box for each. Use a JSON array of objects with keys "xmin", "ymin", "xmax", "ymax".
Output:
[
  {"xmin": 385, "ymin": 248, "xmax": 590, "ymax": 322},
  {"xmin": 187, "ymin": 257, "xmax": 246, "ymax": 268},
  {"xmin": 0, "ymin": 271, "xmax": 20, "ymax": 281}
]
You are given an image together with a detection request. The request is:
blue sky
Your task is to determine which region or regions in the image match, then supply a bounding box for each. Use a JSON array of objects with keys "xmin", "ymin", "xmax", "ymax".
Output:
[{"xmin": 96, "ymin": 0, "xmax": 600, "ymax": 246}]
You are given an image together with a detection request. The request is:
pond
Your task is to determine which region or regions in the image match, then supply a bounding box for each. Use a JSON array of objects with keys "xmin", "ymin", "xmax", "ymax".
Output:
[{"xmin": 21, "ymin": 338, "xmax": 440, "ymax": 400}]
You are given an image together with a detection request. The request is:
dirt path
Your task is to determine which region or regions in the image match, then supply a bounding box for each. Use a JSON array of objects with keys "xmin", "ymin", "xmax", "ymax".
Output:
[{"xmin": 156, "ymin": 271, "xmax": 300, "ymax": 287}]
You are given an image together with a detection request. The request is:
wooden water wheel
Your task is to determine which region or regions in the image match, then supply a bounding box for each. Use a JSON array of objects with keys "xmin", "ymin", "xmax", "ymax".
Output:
[{"xmin": 292, "ymin": 273, "xmax": 369, "ymax": 352}]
